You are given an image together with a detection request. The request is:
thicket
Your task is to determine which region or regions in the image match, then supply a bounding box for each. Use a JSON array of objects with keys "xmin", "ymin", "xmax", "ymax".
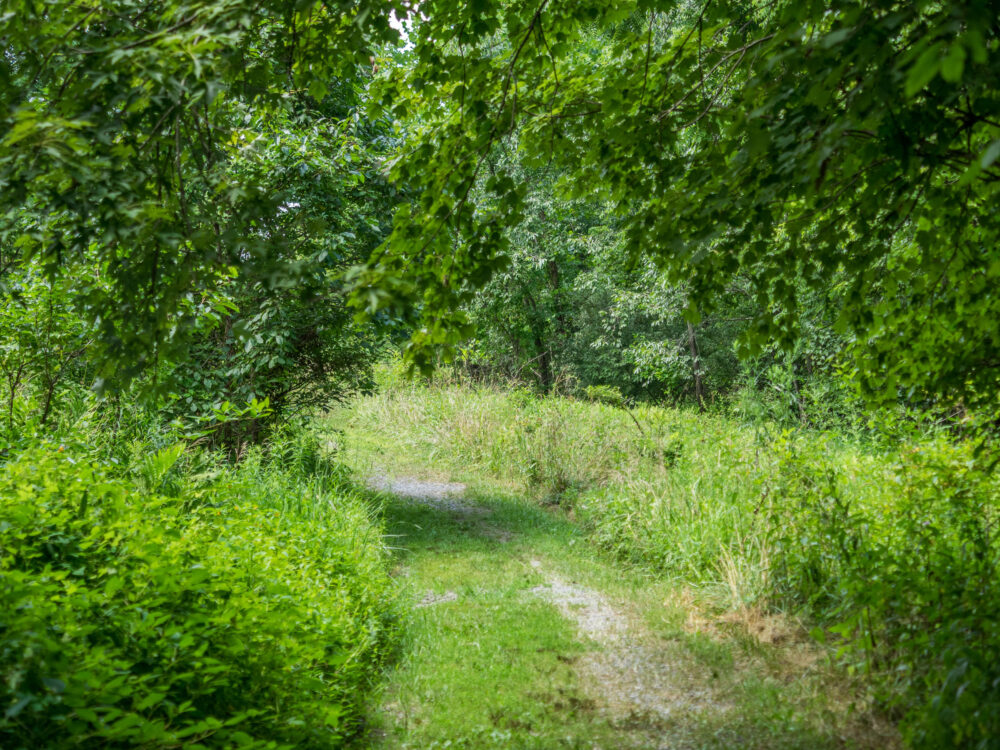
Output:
[
  {"xmin": 3, "ymin": 2, "xmax": 999, "ymax": 748},
  {"xmin": 344, "ymin": 366, "xmax": 1000, "ymax": 749},
  {"xmin": 1, "ymin": 399, "xmax": 398, "ymax": 749},
  {"xmin": 1, "ymin": 5, "xmax": 405, "ymax": 746}
]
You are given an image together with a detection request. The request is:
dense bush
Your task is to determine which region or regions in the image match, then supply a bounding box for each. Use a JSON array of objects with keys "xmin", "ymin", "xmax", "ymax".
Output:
[
  {"xmin": 0, "ymin": 442, "xmax": 397, "ymax": 749},
  {"xmin": 767, "ymin": 437, "xmax": 1000, "ymax": 749}
]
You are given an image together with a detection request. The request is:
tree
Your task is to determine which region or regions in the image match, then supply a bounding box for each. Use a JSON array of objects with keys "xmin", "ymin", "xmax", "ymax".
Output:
[
  {"xmin": 168, "ymin": 97, "xmax": 399, "ymax": 446},
  {"xmin": 0, "ymin": 0, "xmax": 402, "ymax": 390},
  {"xmin": 462, "ymin": 155, "xmax": 605, "ymax": 390},
  {"xmin": 355, "ymin": 0, "xmax": 1000, "ymax": 409}
]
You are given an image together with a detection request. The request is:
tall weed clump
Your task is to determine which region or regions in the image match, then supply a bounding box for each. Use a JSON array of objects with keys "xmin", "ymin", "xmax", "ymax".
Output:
[
  {"xmin": 765, "ymin": 436, "xmax": 1000, "ymax": 748},
  {"xmin": 0, "ymin": 439, "xmax": 398, "ymax": 749}
]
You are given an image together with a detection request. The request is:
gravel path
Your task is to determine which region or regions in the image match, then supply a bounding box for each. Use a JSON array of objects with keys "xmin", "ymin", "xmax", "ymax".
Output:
[
  {"xmin": 368, "ymin": 473, "xmax": 477, "ymax": 514},
  {"xmin": 373, "ymin": 474, "xmax": 726, "ymax": 734},
  {"xmin": 528, "ymin": 558, "xmax": 725, "ymax": 730},
  {"xmin": 368, "ymin": 472, "xmax": 897, "ymax": 749},
  {"xmin": 528, "ymin": 559, "xmax": 628, "ymax": 645},
  {"xmin": 368, "ymin": 471, "xmax": 513, "ymax": 543}
]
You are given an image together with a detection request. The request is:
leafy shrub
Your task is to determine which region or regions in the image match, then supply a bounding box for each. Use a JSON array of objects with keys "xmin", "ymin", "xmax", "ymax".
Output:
[
  {"xmin": 0, "ymin": 444, "xmax": 397, "ymax": 749},
  {"xmin": 581, "ymin": 384, "xmax": 626, "ymax": 408},
  {"xmin": 766, "ymin": 437, "xmax": 1000, "ymax": 749}
]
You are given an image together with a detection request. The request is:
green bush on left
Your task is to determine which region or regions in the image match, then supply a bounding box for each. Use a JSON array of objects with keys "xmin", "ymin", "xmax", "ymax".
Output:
[{"xmin": 0, "ymin": 444, "xmax": 398, "ymax": 749}]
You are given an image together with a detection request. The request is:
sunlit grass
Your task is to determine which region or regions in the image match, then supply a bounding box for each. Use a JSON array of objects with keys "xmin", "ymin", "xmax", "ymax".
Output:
[
  {"xmin": 328, "ymin": 374, "xmax": 907, "ymax": 748},
  {"xmin": 330, "ymin": 368, "xmax": 1000, "ymax": 746}
]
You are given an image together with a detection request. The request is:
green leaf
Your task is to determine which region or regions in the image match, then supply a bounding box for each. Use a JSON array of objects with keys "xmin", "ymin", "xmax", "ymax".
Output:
[
  {"xmin": 981, "ymin": 139, "xmax": 1000, "ymax": 170},
  {"xmin": 940, "ymin": 43, "xmax": 966, "ymax": 83},
  {"xmin": 905, "ymin": 42, "xmax": 943, "ymax": 97}
]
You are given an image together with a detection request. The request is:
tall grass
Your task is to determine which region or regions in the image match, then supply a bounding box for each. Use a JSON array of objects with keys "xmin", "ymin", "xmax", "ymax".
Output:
[
  {"xmin": 337, "ymin": 364, "xmax": 1000, "ymax": 749},
  {"xmin": 346, "ymin": 368, "xmax": 802, "ymax": 599}
]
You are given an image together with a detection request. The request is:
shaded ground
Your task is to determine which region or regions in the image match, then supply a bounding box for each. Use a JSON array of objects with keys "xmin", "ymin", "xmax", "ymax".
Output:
[{"xmin": 354, "ymin": 469, "xmax": 898, "ymax": 750}]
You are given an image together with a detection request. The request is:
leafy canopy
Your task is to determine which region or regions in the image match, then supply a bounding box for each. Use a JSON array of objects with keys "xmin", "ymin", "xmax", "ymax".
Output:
[
  {"xmin": 4, "ymin": 0, "xmax": 999, "ymax": 409},
  {"xmin": 356, "ymin": 0, "xmax": 1000, "ymax": 408},
  {"xmin": 0, "ymin": 0, "xmax": 402, "ymax": 387}
]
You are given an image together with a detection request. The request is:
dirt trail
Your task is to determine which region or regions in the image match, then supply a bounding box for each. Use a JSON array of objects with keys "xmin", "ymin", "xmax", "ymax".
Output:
[
  {"xmin": 527, "ymin": 558, "xmax": 727, "ymax": 729},
  {"xmin": 529, "ymin": 560, "xmax": 628, "ymax": 645},
  {"xmin": 368, "ymin": 471, "xmax": 512, "ymax": 541},
  {"xmin": 371, "ymin": 473, "xmax": 724, "ymax": 723},
  {"xmin": 368, "ymin": 473, "xmax": 476, "ymax": 515},
  {"xmin": 366, "ymin": 471, "xmax": 899, "ymax": 750}
]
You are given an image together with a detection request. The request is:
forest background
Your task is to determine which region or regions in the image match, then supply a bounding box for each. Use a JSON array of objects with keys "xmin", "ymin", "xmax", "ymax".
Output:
[{"xmin": 1, "ymin": 0, "xmax": 999, "ymax": 748}]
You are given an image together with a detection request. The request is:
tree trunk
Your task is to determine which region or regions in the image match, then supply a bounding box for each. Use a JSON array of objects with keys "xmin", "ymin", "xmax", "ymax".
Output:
[
  {"xmin": 686, "ymin": 321, "xmax": 705, "ymax": 411},
  {"xmin": 546, "ymin": 259, "xmax": 571, "ymax": 338},
  {"xmin": 535, "ymin": 340, "xmax": 553, "ymax": 391},
  {"xmin": 523, "ymin": 290, "xmax": 553, "ymax": 390}
]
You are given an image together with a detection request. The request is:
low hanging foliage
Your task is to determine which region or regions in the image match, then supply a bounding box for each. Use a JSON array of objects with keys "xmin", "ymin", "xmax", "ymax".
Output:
[{"xmin": 354, "ymin": 0, "xmax": 1000, "ymax": 412}]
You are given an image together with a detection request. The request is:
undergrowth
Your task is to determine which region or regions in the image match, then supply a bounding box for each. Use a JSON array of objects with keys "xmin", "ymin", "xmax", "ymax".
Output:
[
  {"xmin": 0, "ymin": 407, "xmax": 398, "ymax": 749},
  {"xmin": 334, "ymin": 364, "xmax": 1000, "ymax": 749}
]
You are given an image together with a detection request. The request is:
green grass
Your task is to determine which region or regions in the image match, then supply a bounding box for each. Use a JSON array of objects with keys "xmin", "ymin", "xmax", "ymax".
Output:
[
  {"xmin": 368, "ymin": 492, "xmax": 601, "ymax": 749},
  {"xmin": 330, "ymin": 370, "xmax": 792, "ymax": 604},
  {"xmin": 328, "ymin": 366, "xmax": 1000, "ymax": 749},
  {"xmin": 331, "ymin": 392, "xmax": 900, "ymax": 748}
]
